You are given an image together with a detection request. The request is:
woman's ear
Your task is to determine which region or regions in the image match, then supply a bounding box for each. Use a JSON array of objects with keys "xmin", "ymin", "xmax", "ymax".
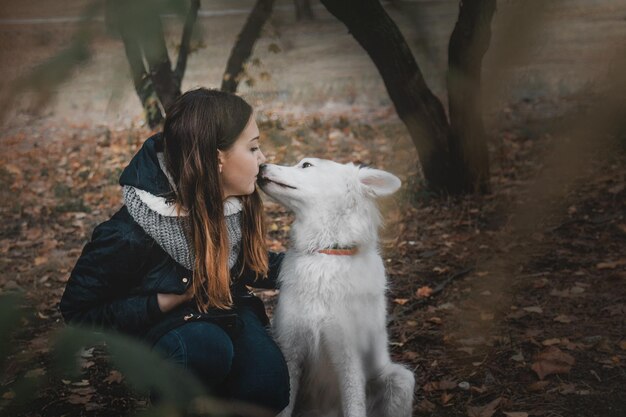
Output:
[{"xmin": 217, "ymin": 150, "xmax": 224, "ymax": 173}]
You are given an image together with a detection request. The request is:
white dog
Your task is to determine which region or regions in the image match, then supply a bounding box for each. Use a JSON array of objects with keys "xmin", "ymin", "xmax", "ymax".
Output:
[{"xmin": 258, "ymin": 158, "xmax": 415, "ymax": 417}]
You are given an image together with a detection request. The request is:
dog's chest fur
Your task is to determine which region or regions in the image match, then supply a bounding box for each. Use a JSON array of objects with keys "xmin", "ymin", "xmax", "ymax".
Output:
[
  {"xmin": 279, "ymin": 248, "xmax": 385, "ymax": 305},
  {"xmin": 274, "ymin": 247, "xmax": 388, "ymax": 354}
]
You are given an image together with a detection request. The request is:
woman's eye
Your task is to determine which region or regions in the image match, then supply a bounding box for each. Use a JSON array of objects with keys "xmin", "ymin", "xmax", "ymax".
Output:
[
  {"xmin": 250, "ymin": 147, "xmax": 259, "ymax": 152},
  {"xmin": 302, "ymin": 162, "xmax": 313, "ymax": 168}
]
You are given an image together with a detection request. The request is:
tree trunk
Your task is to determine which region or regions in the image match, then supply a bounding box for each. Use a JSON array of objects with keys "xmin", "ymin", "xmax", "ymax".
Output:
[
  {"xmin": 139, "ymin": 8, "xmax": 180, "ymax": 113},
  {"xmin": 106, "ymin": 0, "xmax": 200, "ymax": 127},
  {"xmin": 447, "ymin": 0, "xmax": 496, "ymax": 193},
  {"xmin": 119, "ymin": 30, "xmax": 164, "ymax": 128},
  {"xmin": 174, "ymin": 0, "xmax": 200, "ymax": 90},
  {"xmin": 221, "ymin": 0, "xmax": 276, "ymax": 93},
  {"xmin": 320, "ymin": 0, "xmax": 457, "ymax": 193},
  {"xmin": 294, "ymin": 0, "xmax": 315, "ymax": 21},
  {"xmin": 108, "ymin": 0, "xmax": 163, "ymax": 128}
]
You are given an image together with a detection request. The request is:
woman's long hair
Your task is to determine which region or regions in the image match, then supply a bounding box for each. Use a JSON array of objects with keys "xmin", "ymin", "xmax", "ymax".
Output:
[{"xmin": 163, "ymin": 88, "xmax": 268, "ymax": 311}]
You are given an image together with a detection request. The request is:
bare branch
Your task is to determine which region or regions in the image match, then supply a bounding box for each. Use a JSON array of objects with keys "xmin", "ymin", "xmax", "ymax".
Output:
[
  {"xmin": 221, "ymin": 0, "xmax": 276, "ymax": 93},
  {"xmin": 174, "ymin": 0, "xmax": 200, "ymax": 90}
]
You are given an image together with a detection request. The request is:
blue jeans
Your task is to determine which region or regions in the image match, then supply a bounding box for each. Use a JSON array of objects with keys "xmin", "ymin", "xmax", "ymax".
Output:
[{"xmin": 153, "ymin": 307, "xmax": 289, "ymax": 413}]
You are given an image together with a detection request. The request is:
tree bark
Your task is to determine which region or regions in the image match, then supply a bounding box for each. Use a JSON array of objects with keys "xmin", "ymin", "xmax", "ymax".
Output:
[
  {"xmin": 139, "ymin": 8, "xmax": 180, "ymax": 113},
  {"xmin": 294, "ymin": 0, "xmax": 315, "ymax": 21},
  {"xmin": 108, "ymin": 0, "xmax": 163, "ymax": 128},
  {"xmin": 106, "ymin": 0, "xmax": 200, "ymax": 127},
  {"xmin": 174, "ymin": 0, "xmax": 200, "ymax": 90},
  {"xmin": 221, "ymin": 0, "xmax": 276, "ymax": 93},
  {"xmin": 119, "ymin": 30, "xmax": 163, "ymax": 128},
  {"xmin": 447, "ymin": 0, "xmax": 496, "ymax": 193},
  {"xmin": 320, "ymin": 0, "xmax": 456, "ymax": 193}
]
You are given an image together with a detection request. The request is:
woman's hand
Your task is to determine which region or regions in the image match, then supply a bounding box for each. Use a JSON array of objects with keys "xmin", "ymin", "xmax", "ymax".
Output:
[{"xmin": 157, "ymin": 287, "xmax": 194, "ymax": 313}]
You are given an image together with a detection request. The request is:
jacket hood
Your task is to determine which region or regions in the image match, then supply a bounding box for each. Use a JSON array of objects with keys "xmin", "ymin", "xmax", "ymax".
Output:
[
  {"xmin": 119, "ymin": 133, "xmax": 243, "ymax": 217},
  {"xmin": 119, "ymin": 133, "xmax": 173, "ymax": 197}
]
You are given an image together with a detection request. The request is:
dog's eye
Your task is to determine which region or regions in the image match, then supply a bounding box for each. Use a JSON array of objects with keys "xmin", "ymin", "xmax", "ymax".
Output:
[{"xmin": 302, "ymin": 162, "xmax": 313, "ymax": 168}]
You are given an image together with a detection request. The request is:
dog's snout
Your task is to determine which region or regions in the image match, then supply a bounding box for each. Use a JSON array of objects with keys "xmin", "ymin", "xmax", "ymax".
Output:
[{"xmin": 259, "ymin": 164, "xmax": 267, "ymax": 174}]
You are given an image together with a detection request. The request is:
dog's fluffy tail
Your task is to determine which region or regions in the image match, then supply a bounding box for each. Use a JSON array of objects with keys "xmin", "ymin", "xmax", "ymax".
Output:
[{"xmin": 367, "ymin": 363, "xmax": 415, "ymax": 417}]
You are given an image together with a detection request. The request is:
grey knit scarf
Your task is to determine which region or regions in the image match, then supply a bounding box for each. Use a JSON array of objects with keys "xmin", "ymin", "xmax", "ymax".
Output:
[{"xmin": 121, "ymin": 157, "xmax": 242, "ymax": 271}]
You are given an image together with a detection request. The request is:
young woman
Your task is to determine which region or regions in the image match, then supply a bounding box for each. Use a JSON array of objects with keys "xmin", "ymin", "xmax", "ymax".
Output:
[{"xmin": 59, "ymin": 88, "xmax": 289, "ymax": 412}]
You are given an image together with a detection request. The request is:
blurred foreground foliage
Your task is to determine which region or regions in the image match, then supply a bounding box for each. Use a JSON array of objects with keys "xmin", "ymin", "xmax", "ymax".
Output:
[{"xmin": 0, "ymin": 293, "xmax": 270, "ymax": 417}]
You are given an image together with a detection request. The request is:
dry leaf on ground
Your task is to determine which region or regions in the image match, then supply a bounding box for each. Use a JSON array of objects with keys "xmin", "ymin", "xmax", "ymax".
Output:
[
  {"xmin": 531, "ymin": 346, "xmax": 575, "ymax": 380},
  {"xmin": 423, "ymin": 380, "xmax": 457, "ymax": 392},
  {"xmin": 416, "ymin": 286, "xmax": 433, "ymax": 298},
  {"xmin": 104, "ymin": 370, "xmax": 124, "ymax": 384},
  {"xmin": 467, "ymin": 397, "xmax": 502, "ymax": 417}
]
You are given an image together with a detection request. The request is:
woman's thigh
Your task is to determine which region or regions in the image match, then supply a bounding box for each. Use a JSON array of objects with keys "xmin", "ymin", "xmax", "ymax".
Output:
[
  {"xmin": 153, "ymin": 321, "xmax": 235, "ymax": 389},
  {"xmin": 226, "ymin": 307, "xmax": 290, "ymax": 412}
]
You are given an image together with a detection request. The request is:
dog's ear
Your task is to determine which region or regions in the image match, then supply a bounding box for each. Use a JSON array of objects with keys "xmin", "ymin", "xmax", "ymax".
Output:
[{"xmin": 358, "ymin": 168, "xmax": 401, "ymax": 197}]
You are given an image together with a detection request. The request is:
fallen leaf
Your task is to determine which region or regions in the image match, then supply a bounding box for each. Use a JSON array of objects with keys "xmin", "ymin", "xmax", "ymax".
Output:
[
  {"xmin": 557, "ymin": 383, "xmax": 576, "ymax": 395},
  {"xmin": 85, "ymin": 402, "xmax": 103, "ymax": 411},
  {"xmin": 458, "ymin": 336, "xmax": 487, "ymax": 346},
  {"xmin": 602, "ymin": 304, "xmax": 625, "ymax": 316},
  {"xmin": 24, "ymin": 368, "xmax": 46, "ymax": 378},
  {"xmin": 2, "ymin": 391, "xmax": 15, "ymax": 400},
  {"xmin": 72, "ymin": 380, "xmax": 90, "ymax": 387},
  {"xmin": 531, "ymin": 346, "xmax": 575, "ymax": 380},
  {"xmin": 619, "ymin": 341, "xmax": 626, "ymax": 351},
  {"xmin": 79, "ymin": 347, "xmax": 94, "ymax": 358},
  {"xmin": 466, "ymin": 397, "xmax": 502, "ymax": 417},
  {"xmin": 503, "ymin": 412, "xmax": 529, "ymax": 417},
  {"xmin": 66, "ymin": 386, "xmax": 96, "ymax": 405},
  {"xmin": 542, "ymin": 338, "xmax": 562, "ymax": 346},
  {"xmin": 480, "ymin": 312, "xmax": 495, "ymax": 321},
  {"xmin": 80, "ymin": 360, "xmax": 94, "ymax": 369},
  {"xmin": 416, "ymin": 286, "xmax": 433, "ymax": 298},
  {"xmin": 402, "ymin": 351, "xmax": 419, "ymax": 361},
  {"xmin": 441, "ymin": 391, "xmax": 454, "ymax": 405},
  {"xmin": 527, "ymin": 380, "xmax": 550, "ymax": 391},
  {"xmin": 393, "ymin": 298, "xmax": 409, "ymax": 305},
  {"xmin": 104, "ymin": 370, "xmax": 123, "ymax": 385},
  {"xmin": 470, "ymin": 385, "xmax": 488, "ymax": 394},
  {"xmin": 67, "ymin": 393, "xmax": 92, "ymax": 405},
  {"xmin": 553, "ymin": 315, "xmax": 574, "ymax": 323},
  {"xmin": 608, "ymin": 183, "xmax": 625, "ymax": 194},
  {"xmin": 507, "ymin": 310, "xmax": 528, "ymax": 320},
  {"xmin": 570, "ymin": 286, "xmax": 585, "ymax": 294},
  {"xmin": 523, "ymin": 306, "xmax": 543, "ymax": 314},
  {"xmin": 423, "ymin": 380, "xmax": 457, "ymax": 392},
  {"xmin": 417, "ymin": 399, "xmax": 436, "ymax": 412},
  {"xmin": 596, "ymin": 260, "xmax": 626, "ymax": 269}
]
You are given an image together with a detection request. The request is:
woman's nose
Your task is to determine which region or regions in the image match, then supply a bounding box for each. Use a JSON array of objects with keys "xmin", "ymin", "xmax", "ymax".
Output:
[{"xmin": 258, "ymin": 151, "xmax": 267, "ymax": 165}]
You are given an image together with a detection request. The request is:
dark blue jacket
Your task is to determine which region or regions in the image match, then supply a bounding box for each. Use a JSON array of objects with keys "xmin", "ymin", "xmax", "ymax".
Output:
[{"xmin": 59, "ymin": 133, "xmax": 283, "ymax": 344}]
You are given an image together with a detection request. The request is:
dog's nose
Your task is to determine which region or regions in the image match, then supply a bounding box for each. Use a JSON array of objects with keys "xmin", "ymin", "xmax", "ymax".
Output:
[{"xmin": 259, "ymin": 164, "xmax": 267, "ymax": 174}]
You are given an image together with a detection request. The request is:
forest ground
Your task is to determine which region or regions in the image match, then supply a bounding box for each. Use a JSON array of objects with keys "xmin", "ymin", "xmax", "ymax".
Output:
[{"xmin": 0, "ymin": 1, "xmax": 625, "ymax": 416}]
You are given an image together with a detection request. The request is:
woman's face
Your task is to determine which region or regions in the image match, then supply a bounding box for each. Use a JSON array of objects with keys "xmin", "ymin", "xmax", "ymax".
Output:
[{"xmin": 219, "ymin": 115, "xmax": 266, "ymax": 198}]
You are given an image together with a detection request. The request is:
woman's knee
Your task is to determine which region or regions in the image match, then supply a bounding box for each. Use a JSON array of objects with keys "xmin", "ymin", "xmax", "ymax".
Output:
[
  {"xmin": 230, "ymin": 347, "xmax": 290, "ymax": 411},
  {"xmin": 233, "ymin": 370, "xmax": 290, "ymax": 413},
  {"xmin": 229, "ymin": 308, "xmax": 290, "ymax": 411},
  {"xmin": 155, "ymin": 322, "xmax": 235, "ymax": 385}
]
